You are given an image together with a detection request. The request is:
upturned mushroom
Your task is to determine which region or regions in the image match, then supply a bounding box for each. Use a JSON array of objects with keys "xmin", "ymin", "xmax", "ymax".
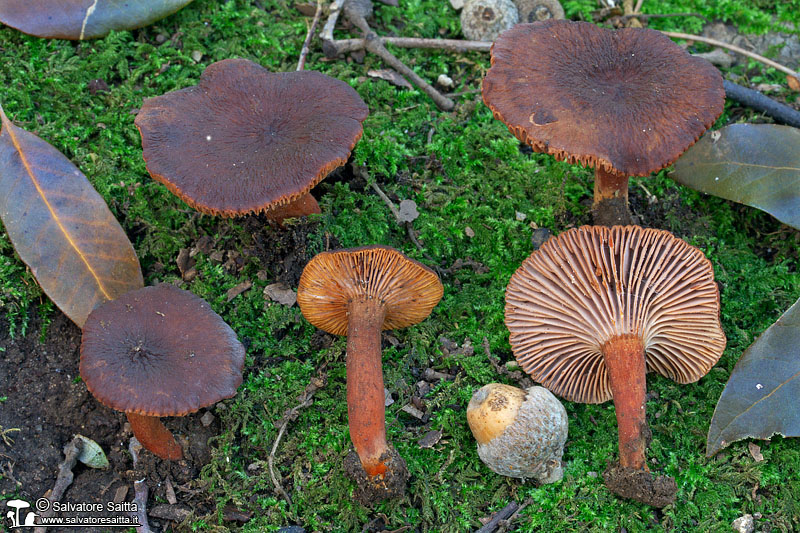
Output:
[
  {"xmin": 482, "ymin": 20, "xmax": 724, "ymax": 226},
  {"xmin": 135, "ymin": 58, "xmax": 368, "ymax": 223},
  {"xmin": 505, "ymin": 225, "xmax": 726, "ymax": 506},
  {"xmin": 467, "ymin": 383, "xmax": 567, "ymax": 483},
  {"xmin": 297, "ymin": 245, "xmax": 443, "ymax": 501},
  {"xmin": 80, "ymin": 284, "xmax": 245, "ymax": 460}
]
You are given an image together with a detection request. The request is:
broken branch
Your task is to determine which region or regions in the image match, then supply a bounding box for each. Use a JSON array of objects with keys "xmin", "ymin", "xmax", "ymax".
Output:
[
  {"xmin": 323, "ymin": 36, "xmax": 491, "ymax": 56},
  {"xmin": 343, "ymin": 4, "xmax": 455, "ymax": 110},
  {"xmin": 661, "ymin": 31, "xmax": 800, "ymax": 80},
  {"xmin": 297, "ymin": 0, "xmax": 324, "ymax": 71}
]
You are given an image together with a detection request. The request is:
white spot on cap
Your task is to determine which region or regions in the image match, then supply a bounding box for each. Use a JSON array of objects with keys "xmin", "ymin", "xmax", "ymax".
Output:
[{"xmin": 206, "ymin": 135, "xmax": 212, "ymax": 141}]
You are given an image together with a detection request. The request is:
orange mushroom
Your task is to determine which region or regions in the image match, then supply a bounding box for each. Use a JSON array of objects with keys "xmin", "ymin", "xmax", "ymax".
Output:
[
  {"xmin": 80, "ymin": 284, "xmax": 245, "ymax": 460},
  {"xmin": 482, "ymin": 20, "xmax": 724, "ymax": 225},
  {"xmin": 505, "ymin": 226, "xmax": 726, "ymax": 506},
  {"xmin": 135, "ymin": 58, "xmax": 368, "ymax": 223},
  {"xmin": 297, "ymin": 246, "xmax": 442, "ymax": 500}
]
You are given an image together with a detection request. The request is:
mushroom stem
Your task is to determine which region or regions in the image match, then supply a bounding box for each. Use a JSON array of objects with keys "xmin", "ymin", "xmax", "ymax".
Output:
[
  {"xmin": 593, "ymin": 167, "xmax": 631, "ymax": 226},
  {"xmin": 601, "ymin": 335, "xmax": 648, "ymax": 471},
  {"xmin": 126, "ymin": 413, "xmax": 183, "ymax": 461},
  {"xmin": 346, "ymin": 298, "xmax": 389, "ymax": 477},
  {"xmin": 264, "ymin": 192, "xmax": 321, "ymax": 224}
]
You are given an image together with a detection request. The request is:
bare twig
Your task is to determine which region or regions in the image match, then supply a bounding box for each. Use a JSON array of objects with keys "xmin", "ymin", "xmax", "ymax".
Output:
[
  {"xmin": 368, "ymin": 180, "xmax": 439, "ymax": 267},
  {"xmin": 268, "ymin": 367, "xmax": 328, "ymax": 505},
  {"xmin": 723, "ymin": 79, "xmax": 800, "ymax": 128},
  {"xmin": 475, "ymin": 501, "xmax": 520, "ymax": 533},
  {"xmin": 623, "ymin": 12, "xmax": 709, "ymax": 23},
  {"xmin": 661, "ymin": 31, "xmax": 800, "ymax": 80},
  {"xmin": 324, "ymin": 36, "xmax": 491, "ymax": 56},
  {"xmin": 634, "ymin": 0, "xmax": 644, "ymax": 13},
  {"xmin": 133, "ymin": 479, "xmax": 154, "ymax": 533},
  {"xmin": 320, "ymin": 0, "xmax": 346, "ymax": 42},
  {"xmin": 343, "ymin": 4, "xmax": 455, "ymax": 110},
  {"xmin": 297, "ymin": 0, "xmax": 324, "ymax": 71},
  {"xmin": 34, "ymin": 438, "xmax": 83, "ymax": 533}
]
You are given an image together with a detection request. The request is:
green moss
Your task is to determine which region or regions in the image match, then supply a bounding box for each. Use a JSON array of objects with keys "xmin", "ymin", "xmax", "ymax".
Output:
[{"xmin": 1, "ymin": 0, "xmax": 799, "ymax": 531}]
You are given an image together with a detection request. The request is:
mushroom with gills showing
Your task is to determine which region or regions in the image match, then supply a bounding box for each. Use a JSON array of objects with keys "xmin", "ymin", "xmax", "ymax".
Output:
[
  {"xmin": 297, "ymin": 245, "xmax": 443, "ymax": 502},
  {"xmin": 80, "ymin": 284, "xmax": 245, "ymax": 460},
  {"xmin": 482, "ymin": 20, "xmax": 725, "ymax": 226},
  {"xmin": 134, "ymin": 58, "xmax": 368, "ymax": 224},
  {"xmin": 505, "ymin": 225, "xmax": 726, "ymax": 507}
]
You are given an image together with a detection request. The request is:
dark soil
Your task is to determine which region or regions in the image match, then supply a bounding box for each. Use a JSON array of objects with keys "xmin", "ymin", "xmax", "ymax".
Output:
[
  {"xmin": 343, "ymin": 446, "xmax": 409, "ymax": 506},
  {"xmin": 603, "ymin": 463, "xmax": 678, "ymax": 508},
  {"xmin": 0, "ymin": 311, "xmax": 218, "ymax": 532}
]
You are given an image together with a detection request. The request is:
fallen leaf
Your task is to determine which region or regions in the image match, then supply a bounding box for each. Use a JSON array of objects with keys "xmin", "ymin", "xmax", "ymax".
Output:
[
  {"xmin": 295, "ymin": 2, "xmax": 317, "ymax": 16},
  {"xmin": 367, "ymin": 68, "xmax": 413, "ymax": 89},
  {"xmin": 706, "ymin": 298, "xmax": 800, "ymax": 456},
  {"xmin": 418, "ymin": 429, "xmax": 443, "ymax": 448},
  {"xmin": 401, "ymin": 404, "xmax": 426, "ymax": 420},
  {"xmin": 226, "ymin": 280, "xmax": 252, "ymax": 302},
  {"xmin": 465, "ymin": 226, "xmax": 475, "ymax": 238},
  {"xmin": 672, "ymin": 124, "xmax": 800, "ymax": 231},
  {"xmin": 148, "ymin": 503, "xmax": 192, "ymax": 522},
  {"xmin": 384, "ymin": 388, "xmax": 394, "ymax": 407},
  {"xmin": 0, "ymin": 106, "xmax": 143, "ymax": 327},
  {"xmin": 264, "ymin": 282, "xmax": 297, "ymax": 307},
  {"xmin": 398, "ymin": 199, "xmax": 419, "ymax": 223},
  {"xmin": 0, "ymin": 0, "xmax": 195, "ymax": 39},
  {"xmin": 748, "ymin": 442, "xmax": 764, "ymax": 462},
  {"xmin": 788, "ymin": 75, "xmax": 800, "ymax": 92}
]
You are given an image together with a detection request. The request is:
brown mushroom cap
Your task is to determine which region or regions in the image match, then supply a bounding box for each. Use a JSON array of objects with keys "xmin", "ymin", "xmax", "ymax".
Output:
[
  {"xmin": 134, "ymin": 58, "xmax": 369, "ymax": 216},
  {"xmin": 80, "ymin": 284, "xmax": 245, "ymax": 417},
  {"xmin": 482, "ymin": 20, "xmax": 724, "ymax": 177},
  {"xmin": 297, "ymin": 245, "xmax": 443, "ymax": 336},
  {"xmin": 505, "ymin": 226, "xmax": 725, "ymax": 404}
]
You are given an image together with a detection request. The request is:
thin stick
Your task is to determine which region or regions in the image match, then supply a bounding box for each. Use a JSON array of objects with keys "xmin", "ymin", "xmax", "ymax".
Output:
[
  {"xmin": 133, "ymin": 479, "xmax": 154, "ymax": 533},
  {"xmin": 297, "ymin": 0, "xmax": 324, "ymax": 71},
  {"xmin": 475, "ymin": 501, "xmax": 520, "ymax": 533},
  {"xmin": 34, "ymin": 438, "xmax": 82, "ymax": 533},
  {"xmin": 661, "ymin": 31, "xmax": 800, "ymax": 80},
  {"xmin": 343, "ymin": 5, "xmax": 455, "ymax": 111},
  {"xmin": 634, "ymin": 0, "xmax": 644, "ymax": 12},
  {"xmin": 623, "ymin": 12, "xmax": 709, "ymax": 23},
  {"xmin": 369, "ymin": 181, "xmax": 439, "ymax": 266},
  {"xmin": 268, "ymin": 368, "xmax": 328, "ymax": 505},
  {"xmin": 724, "ymin": 79, "xmax": 800, "ymax": 128},
  {"xmin": 324, "ymin": 36, "xmax": 491, "ymax": 56}
]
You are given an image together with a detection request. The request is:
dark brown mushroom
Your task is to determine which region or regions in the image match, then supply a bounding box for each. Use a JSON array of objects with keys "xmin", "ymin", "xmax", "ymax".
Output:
[
  {"xmin": 80, "ymin": 284, "xmax": 245, "ymax": 460},
  {"xmin": 505, "ymin": 225, "xmax": 726, "ymax": 506},
  {"xmin": 135, "ymin": 58, "xmax": 368, "ymax": 223},
  {"xmin": 297, "ymin": 245, "xmax": 442, "ymax": 501},
  {"xmin": 482, "ymin": 20, "xmax": 724, "ymax": 225}
]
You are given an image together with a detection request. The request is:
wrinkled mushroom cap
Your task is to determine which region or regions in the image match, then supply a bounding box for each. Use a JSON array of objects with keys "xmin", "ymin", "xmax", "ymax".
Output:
[
  {"xmin": 135, "ymin": 58, "xmax": 369, "ymax": 216},
  {"xmin": 297, "ymin": 245, "xmax": 443, "ymax": 336},
  {"xmin": 505, "ymin": 226, "xmax": 726, "ymax": 404},
  {"xmin": 483, "ymin": 20, "xmax": 725, "ymax": 177},
  {"xmin": 80, "ymin": 284, "xmax": 245, "ymax": 417}
]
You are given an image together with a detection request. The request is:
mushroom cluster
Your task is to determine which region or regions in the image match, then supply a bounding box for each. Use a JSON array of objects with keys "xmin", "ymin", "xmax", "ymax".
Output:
[
  {"xmin": 297, "ymin": 245, "xmax": 443, "ymax": 501},
  {"xmin": 505, "ymin": 225, "xmax": 726, "ymax": 506},
  {"xmin": 483, "ymin": 20, "xmax": 724, "ymax": 225}
]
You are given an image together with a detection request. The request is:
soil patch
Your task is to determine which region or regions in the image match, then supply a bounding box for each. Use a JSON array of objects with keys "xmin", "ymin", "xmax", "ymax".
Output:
[{"xmin": 0, "ymin": 311, "xmax": 217, "ymax": 532}]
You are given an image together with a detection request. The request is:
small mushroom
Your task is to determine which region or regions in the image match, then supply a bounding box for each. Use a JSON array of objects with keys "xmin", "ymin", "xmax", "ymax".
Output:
[
  {"xmin": 505, "ymin": 226, "xmax": 725, "ymax": 506},
  {"xmin": 80, "ymin": 284, "xmax": 245, "ymax": 460},
  {"xmin": 482, "ymin": 21, "xmax": 724, "ymax": 225},
  {"xmin": 467, "ymin": 383, "xmax": 567, "ymax": 483},
  {"xmin": 297, "ymin": 246, "xmax": 443, "ymax": 501},
  {"xmin": 135, "ymin": 58, "xmax": 368, "ymax": 223},
  {"xmin": 460, "ymin": 0, "xmax": 519, "ymax": 42}
]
